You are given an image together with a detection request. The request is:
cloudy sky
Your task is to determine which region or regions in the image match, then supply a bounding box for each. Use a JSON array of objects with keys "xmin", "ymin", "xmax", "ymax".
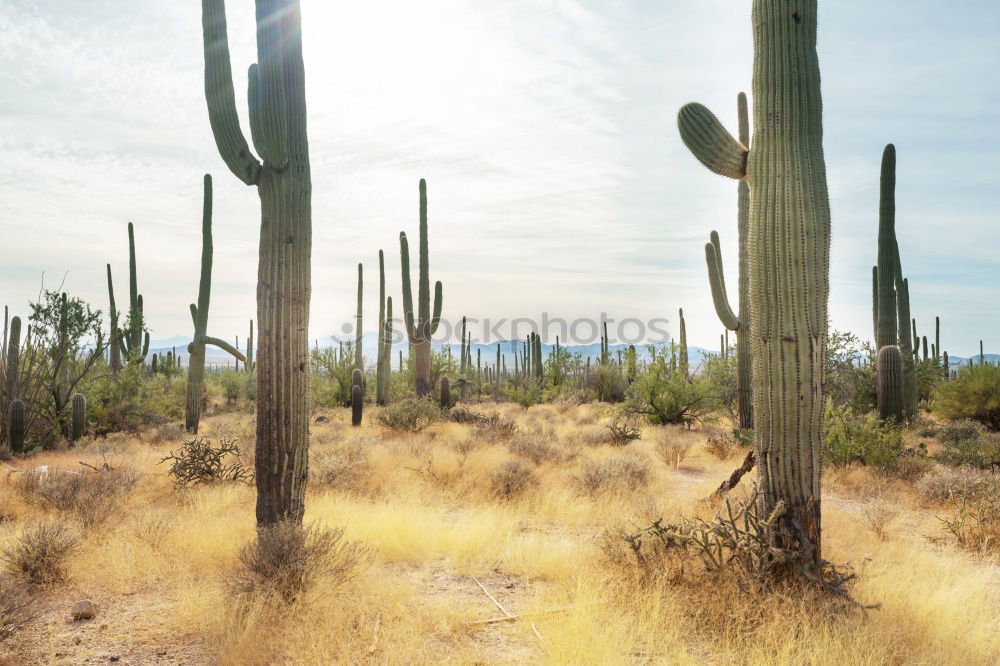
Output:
[{"xmin": 0, "ymin": 0, "xmax": 997, "ymax": 354}]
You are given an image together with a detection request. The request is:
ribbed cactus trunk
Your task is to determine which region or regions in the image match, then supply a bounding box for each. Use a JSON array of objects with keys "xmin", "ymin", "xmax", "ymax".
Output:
[
  {"xmin": 202, "ymin": 0, "xmax": 311, "ymax": 526},
  {"xmin": 678, "ymin": 0, "xmax": 831, "ymax": 572},
  {"xmin": 400, "ymin": 179, "xmax": 442, "ymax": 396},
  {"xmin": 355, "ymin": 263, "xmax": 363, "ymax": 371},
  {"xmin": 106, "ymin": 266, "xmax": 123, "ymax": 372},
  {"xmin": 703, "ymin": 94, "xmax": 753, "ymax": 430},
  {"xmin": 185, "ymin": 176, "xmax": 246, "ymax": 434},
  {"xmin": 70, "ymin": 393, "xmax": 86, "ymax": 442},
  {"xmin": 678, "ymin": 309, "xmax": 688, "ymax": 376},
  {"xmin": 376, "ymin": 251, "xmax": 388, "ymax": 405}
]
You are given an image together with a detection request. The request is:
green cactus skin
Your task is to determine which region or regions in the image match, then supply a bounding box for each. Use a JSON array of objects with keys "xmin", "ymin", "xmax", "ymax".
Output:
[
  {"xmin": 943, "ymin": 351, "xmax": 949, "ymax": 376},
  {"xmin": 871, "ymin": 266, "xmax": 878, "ymax": 342},
  {"xmin": 8, "ymin": 398, "xmax": 25, "ymax": 454},
  {"xmin": 117, "ymin": 222, "xmax": 150, "ymax": 366},
  {"xmin": 400, "ymin": 179, "xmax": 443, "ymax": 396},
  {"xmin": 440, "ymin": 375, "xmax": 451, "ymax": 409},
  {"xmin": 376, "ymin": 252, "xmax": 389, "ymax": 405},
  {"xmin": 246, "ymin": 320, "xmax": 254, "ymax": 373},
  {"xmin": 185, "ymin": 175, "xmax": 247, "ymax": 434},
  {"xmin": 476, "ymin": 349, "xmax": 481, "ymax": 397},
  {"xmin": 896, "ymin": 278, "xmax": 917, "ymax": 418},
  {"xmin": 381, "ymin": 297, "xmax": 393, "ymax": 405},
  {"xmin": 703, "ymin": 95, "xmax": 753, "ymax": 430},
  {"xmin": 922, "ymin": 336, "xmax": 928, "ymax": 362},
  {"xmin": 351, "ymin": 369, "xmax": 363, "ymax": 426},
  {"xmin": 202, "ymin": 0, "xmax": 313, "ymax": 526},
  {"xmin": 355, "ymin": 263, "xmax": 363, "ymax": 371},
  {"xmin": 877, "ymin": 346, "xmax": 904, "ymax": 423},
  {"xmin": 677, "ymin": 0, "xmax": 831, "ymax": 570},
  {"xmin": 934, "ymin": 316, "xmax": 940, "ymax": 364},
  {"xmin": 106, "ymin": 265, "xmax": 123, "ymax": 372},
  {"xmin": 495, "ymin": 344, "xmax": 501, "ymax": 399},
  {"xmin": 459, "ymin": 317, "xmax": 467, "ymax": 376},
  {"xmin": 70, "ymin": 393, "xmax": 86, "ymax": 442},
  {"xmin": 5, "ymin": 316, "xmax": 20, "ymax": 400},
  {"xmin": 678, "ymin": 309, "xmax": 688, "ymax": 377},
  {"xmin": 151, "ymin": 353, "xmax": 159, "ymax": 374}
]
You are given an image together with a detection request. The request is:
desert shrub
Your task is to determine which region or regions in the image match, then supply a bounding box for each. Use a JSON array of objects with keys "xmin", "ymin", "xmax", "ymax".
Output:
[
  {"xmin": 159, "ymin": 436, "xmax": 251, "ymax": 487},
  {"xmin": 825, "ymin": 331, "xmax": 877, "ymax": 412},
  {"xmin": 701, "ymin": 353, "xmax": 739, "ymax": 420},
  {"xmin": 449, "ymin": 408, "xmax": 518, "ymax": 438},
  {"xmin": 651, "ymin": 428, "xmax": 694, "ymax": 468},
  {"xmin": 506, "ymin": 382, "xmax": 542, "ymax": 409},
  {"xmin": 507, "ymin": 430, "xmax": 566, "ymax": 464},
  {"xmin": 487, "ymin": 460, "xmax": 539, "ymax": 501},
  {"xmin": 606, "ymin": 413, "xmax": 642, "ymax": 447},
  {"xmin": 705, "ymin": 432, "xmax": 742, "ymax": 460},
  {"xmin": 916, "ymin": 465, "xmax": 997, "ymax": 503},
  {"xmin": 14, "ymin": 465, "xmax": 140, "ymax": 529},
  {"xmin": 624, "ymin": 365, "xmax": 710, "ymax": 426},
  {"xmin": 0, "ymin": 577, "xmax": 38, "ymax": 641},
  {"xmin": 823, "ymin": 401, "xmax": 903, "ymax": 469},
  {"xmin": 310, "ymin": 443, "xmax": 371, "ymax": 492},
  {"xmin": 932, "ymin": 363, "xmax": 1000, "ymax": 431},
  {"xmin": 82, "ymin": 367, "xmax": 185, "ymax": 436},
  {"xmin": 935, "ymin": 419, "xmax": 999, "ymax": 469},
  {"xmin": 2, "ymin": 522, "xmax": 79, "ymax": 584},
  {"xmin": 576, "ymin": 424, "xmax": 613, "ymax": 446},
  {"xmin": 577, "ymin": 450, "xmax": 651, "ymax": 495},
  {"xmin": 448, "ymin": 407, "xmax": 483, "ymax": 424},
  {"xmin": 372, "ymin": 397, "xmax": 442, "ymax": 432},
  {"xmin": 233, "ymin": 522, "xmax": 366, "ymax": 602},
  {"xmin": 863, "ymin": 499, "xmax": 897, "ymax": 541},
  {"xmin": 586, "ymin": 365, "xmax": 628, "ymax": 403},
  {"xmin": 938, "ymin": 491, "xmax": 1000, "ymax": 555},
  {"xmin": 309, "ymin": 345, "xmax": 357, "ymax": 408},
  {"xmin": 217, "ymin": 369, "xmax": 244, "ymax": 403}
]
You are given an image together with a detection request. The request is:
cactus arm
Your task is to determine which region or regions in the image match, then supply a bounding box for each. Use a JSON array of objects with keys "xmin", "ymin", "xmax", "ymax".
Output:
[
  {"xmin": 196, "ymin": 174, "xmax": 214, "ymax": 331},
  {"xmin": 205, "ymin": 336, "xmax": 247, "ymax": 362},
  {"xmin": 705, "ymin": 241, "xmax": 740, "ymax": 331},
  {"xmin": 128, "ymin": 223, "xmax": 138, "ymax": 316},
  {"xmin": 429, "ymin": 281, "xmax": 443, "ymax": 336},
  {"xmin": 190, "ymin": 303, "xmax": 199, "ymax": 328},
  {"xmin": 247, "ymin": 64, "xmax": 268, "ymax": 161},
  {"xmin": 709, "ymin": 230, "xmax": 728, "ymax": 298},
  {"xmin": 202, "ymin": 0, "xmax": 262, "ymax": 185},
  {"xmin": 399, "ymin": 232, "xmax": 416, "ymax": 341},
  {"xmin": 417, "ymin": 178, "xmax": 430, "ymax": 325},
  {"xmin": 253, "ymin": 1, "xmax": 289, "ymax": 172},
  {"xmin": 678, "ymin": 103, "xmax": 748, "ymax": 180}
]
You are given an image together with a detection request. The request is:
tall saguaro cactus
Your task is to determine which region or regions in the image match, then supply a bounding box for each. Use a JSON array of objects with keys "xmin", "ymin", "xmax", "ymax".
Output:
[
  {"xmin": 109, "ymin": 223, "xmax": 149, "ymax": 367},
  {"xmin": 185, "ymin": 175, "xmax": 247, "ymax": 434},
  {"xmin": 376, "ymin": 251, "xmax": 390, "ymax": 405},
  {"xmin": 703, "ymin": 93, "xmax": 753, "ymax": 430},
  {"xmin": 202, "ymin": 0, "xmax": 312, "ymax": 526},
  {"xmin": 400, "ymin": 179, "xmax": 443, "ymax": 396},
  {"xmin": 678, "ymin": 0, "xmax": 831, "ymax": 572}
]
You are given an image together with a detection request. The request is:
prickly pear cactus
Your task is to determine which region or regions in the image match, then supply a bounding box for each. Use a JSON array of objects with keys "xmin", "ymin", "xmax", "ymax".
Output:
[{"xmin": 678, "ymin": 0, "xmax": 831, "ymax": 570}]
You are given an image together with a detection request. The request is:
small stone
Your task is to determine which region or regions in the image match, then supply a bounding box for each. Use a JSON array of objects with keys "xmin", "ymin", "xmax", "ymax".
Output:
[
  {"xmin": 71, "ymin": 599, "xmax": 97, "ymax": 620},
  {"xmin": 109, "ymin": 656, "xmax": 120, "ymax": 662}
]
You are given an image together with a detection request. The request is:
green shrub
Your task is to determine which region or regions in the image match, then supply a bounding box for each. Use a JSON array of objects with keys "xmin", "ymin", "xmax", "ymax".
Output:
[
  {"xmin": 823, "ymin": 400, "xmax": 903, "ymax": 469},
  {"xmin": 932, "ymin": 364, "xmax": 1000, "ymax": 431},
  {"xmin": 936, "ymin": 419, "xmax": 999, "ymax": 469},
  {"xmin": 586, "ymin": 365, "xmax": 628, "ymax": 403},
  {"xmin": 372, "ymin": 397, "xmax": 442, "ymax": 432},
  {"xmin": 624, "ymin": 364, "xmax": 710, "ymax": 427},
  {"xmin": 506, "ymin": 381, "xmax": 542, "ymax": 408},
  {"xmin": 80, "ymin": 366, "xmax": 185, "ymax": 435}
]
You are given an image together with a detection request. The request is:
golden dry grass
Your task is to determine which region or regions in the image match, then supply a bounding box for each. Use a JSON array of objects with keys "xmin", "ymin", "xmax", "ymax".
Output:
[{"xmin": 0, "ymin": 401, "xmax": 997, "ymax": 664}]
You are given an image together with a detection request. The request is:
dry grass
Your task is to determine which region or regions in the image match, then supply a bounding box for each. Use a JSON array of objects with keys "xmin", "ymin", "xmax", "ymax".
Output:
[{"xmin": 0, "ymin": 401, "xmax": 996, "ymax": 664}]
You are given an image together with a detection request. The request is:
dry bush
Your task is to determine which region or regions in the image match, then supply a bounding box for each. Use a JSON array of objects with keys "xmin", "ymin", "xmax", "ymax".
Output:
[
  {"xmin": 2, "ymin": 522, "xmax": 79, "ymax": 584},
  {"xmin": 915, "ymin": 465, "xmax": 996, "ymax": 503},
  {"xmin": 487, "ymin": 460, "xmax": 539, "ymax": 501},
  {"xmin": 606, "ymin": 414, "xmax": 642, "ymax": 447},
  {"xmin": 160, "ymin": 435, "xmax": 251, "ymax": 487},
  {"xmin": 149, "ymin": 422, "xmax": 187, "ymax": 445},
  {"xmin": 705, "ymin": 433, "xmax": 742, "ymax": 461},
  {"xmin": 310, "ymin": 442, "xmax": 372, "ymax": 493},
  {"xmin": 938, "ymin": 492, "xmax": 1000, "ymax": 555},
  {"xmin": 373, "ymin": 397, "xmax": 442, "ymax": 432},
  {"xmin": 0, "ymin": 576, "xmax": 38, "ymax": 641},
  {"xmin": 575, "ymin": 424, "xmax": 613, "ymax": 446},
  {"xmin": 652, "ymin": 429, "xmax": 696, "ymax": 468},
  {"xmin": 863, "ymin": 499, "xmax": 897, "ymax": 541},
  {"xmin": 129, "ymin": 514, "xmax": 176, "ymax": 550},
  {"xmin": 577, "ymin": 450, "xmax": 652, "ymax": 495},
  {"xmin": 233, "ymin": 522, "xmax": 367, "ymax": 602},
  {"xmin": 507, "ymin": 430, "xmax": 567, "ymax": 464},
  {"xmin": 473, "ymin": 414, "xmax": 518, "ymax": 440},
  {"xmin": 14, "ymin": 465, "xmax": 140, "ymax": 529}
]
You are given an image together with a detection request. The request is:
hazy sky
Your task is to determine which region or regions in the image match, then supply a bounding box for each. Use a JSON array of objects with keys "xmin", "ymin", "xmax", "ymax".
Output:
[{"xmin": 1, "ymin": 0, "xmax": 997, "ymax": 354}]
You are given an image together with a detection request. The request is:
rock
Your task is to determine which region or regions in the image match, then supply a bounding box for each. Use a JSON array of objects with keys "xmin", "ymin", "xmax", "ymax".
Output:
[
  {"xmin": 109, "ymin": 656, "xmax": 120, "ymax": 662},
  {"xmin": 71, "ymin": 599, "xmax": 97, "ymax": 620}
]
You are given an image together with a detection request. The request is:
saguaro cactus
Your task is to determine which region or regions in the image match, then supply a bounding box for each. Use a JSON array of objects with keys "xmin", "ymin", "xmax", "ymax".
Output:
[
  {"xmin": 105, "ymin": 266, "xmax": 123, "ymax": 372},
  {"xmin": 376, "ymin": 251, "xmax": 389, "ymax": 405},
  {"xmin": 246, "ymin": 320, "xmax": 254, "ymax": 373},
  {"xmin": 677, "ymin": 309, "xmax": 688, "ymax": 376},
  {"xmin": 400, "ymin": 179, "xmax": 443, "ymax": 396},
  {"xmin": 202, "ymin": 0, "xmax": 313, "ymax": 526},
  {"xmin": 120, "ymin": 223, "xmax": 150, "ymax": 366},
  {"xmin": 876, "ymin": 346, "xmax": 904, "ymax": 421},
  {"xmin": 5, "ymin": 316, "xmax": 20, "ymax": 401},
  {"xmin": 70, "ymin": 393, "xmax": 86, "ymax": 442},
  {"xmin": 355, "ymin": 263, "xmax": 364, "ymax": 371},
  {"xmin": 184, "ymin": 175, "xmax": 247, "ymax": 434},
  {"xmin": 440, "ymin": 375, "xmax": 451, "ymax": 409},
  {"xmin": 703, "ymin": 93, "xmax": 753, "ymax": 430},
  {"xmin": 351, "ymin": 369, "xmax": 363, "ymax": 426},
  {"xmin": 8, "ymin": 399, "xmax": 25, "ymax": 454},
  {"xmin": 678, "ymin": 0, "xmax": 831, "ymax": 571}
]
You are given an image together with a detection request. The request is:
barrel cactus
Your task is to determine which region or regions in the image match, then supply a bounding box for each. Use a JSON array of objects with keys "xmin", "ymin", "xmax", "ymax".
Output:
[
  {"xmin": 677, "ymin": 0, "xmax": 831, "ymax": 571},
  {"xmin": 202, "ymin": 0, "xmax": 313, "ymax": 525}
]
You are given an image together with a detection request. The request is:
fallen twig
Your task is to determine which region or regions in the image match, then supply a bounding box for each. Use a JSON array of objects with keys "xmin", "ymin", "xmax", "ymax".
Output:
[
  {"xmin": 473, "ymin": 577, "xmax": 513, "ymax": 618},
  {"xmin": 709, "ymin": 449, "xmax": 755, "ymax": 500}
]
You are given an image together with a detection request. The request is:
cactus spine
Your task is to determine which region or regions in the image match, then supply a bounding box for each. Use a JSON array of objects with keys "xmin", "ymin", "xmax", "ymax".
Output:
[
  {"xmin": 8, "ymin": 399, "xmax": 25, "ymax": 454},
  {"xmin": 703, "ymin": 94, "xmax": 753, "ymax": 429},
  {"xmin": 185, "ymin": 175, "xmax": 247, "ymax": 434},
  {"xmin": 71, "ymin": 393, "xmax": 86, "ymax": 442},
  {"xmin": 678, "ymin": 0, "xmax": 831, "ymax": 570},
  {"xmin": 400, "ymin": 179, "xmax": 443, "ymax": 396},
  {"xmin": 202, "ymin": 0, "xmax": 313, "ymax": 526}
]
